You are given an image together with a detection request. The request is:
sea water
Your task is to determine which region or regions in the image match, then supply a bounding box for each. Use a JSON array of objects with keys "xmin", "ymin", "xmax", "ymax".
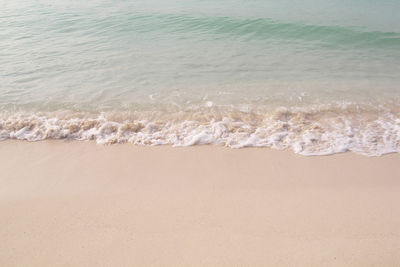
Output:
[{"xmin": 1, "ymin": 0, "xmax": 400, "ymax": 155}]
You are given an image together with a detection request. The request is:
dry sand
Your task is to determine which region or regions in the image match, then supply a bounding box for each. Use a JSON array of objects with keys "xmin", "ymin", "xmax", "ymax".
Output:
[{"xmin": 1, "ymin": 140, "xmax": 400, "ymax": 266}]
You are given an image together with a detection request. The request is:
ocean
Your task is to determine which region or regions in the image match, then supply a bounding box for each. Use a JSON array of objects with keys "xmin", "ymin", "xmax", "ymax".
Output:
[{"xmin": 1, "ymin": 0, "xmax": 400, "ymax": 155}]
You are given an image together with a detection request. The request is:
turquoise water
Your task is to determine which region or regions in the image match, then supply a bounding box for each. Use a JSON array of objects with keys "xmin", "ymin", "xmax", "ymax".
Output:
[{"xmin": 1, "ymin": 0, "xmax": 400, "ymax": 155}]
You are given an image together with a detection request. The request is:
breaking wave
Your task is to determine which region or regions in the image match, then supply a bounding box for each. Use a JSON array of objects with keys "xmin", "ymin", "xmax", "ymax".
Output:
[{"xmin": 1, "ymin": 105, "xmax": 399, "ymax": 156}]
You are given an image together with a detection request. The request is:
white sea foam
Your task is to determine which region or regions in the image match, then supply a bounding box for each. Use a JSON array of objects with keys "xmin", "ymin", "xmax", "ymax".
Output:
[{"xmin": 1, "ymin": 108, "xmax": 399, "ymax": 156}]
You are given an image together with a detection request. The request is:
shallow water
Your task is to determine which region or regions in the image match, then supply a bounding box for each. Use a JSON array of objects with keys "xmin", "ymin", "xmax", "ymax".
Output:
[{"xmin": 1, "ymin": 0, "xmax": 400, "ymax": 155}]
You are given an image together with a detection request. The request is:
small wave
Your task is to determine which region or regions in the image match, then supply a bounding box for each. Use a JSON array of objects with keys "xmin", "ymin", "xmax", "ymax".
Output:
[
  {"xmin": 1, "ymin": 108, "xmax": 399, "ymax": 156},
  {"xmin": 40, "ymin": 11, "xmax": 400, "ymax": 50},
  {"xmin": 114, "ymin": 13, "xmax": 400, "ymax": 50}
]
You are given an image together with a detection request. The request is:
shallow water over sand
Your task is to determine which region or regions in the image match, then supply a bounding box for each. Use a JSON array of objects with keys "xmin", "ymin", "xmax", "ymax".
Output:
[{"xmin": 1, "ymin": 0, "xmax": 400, "ymax": 155}]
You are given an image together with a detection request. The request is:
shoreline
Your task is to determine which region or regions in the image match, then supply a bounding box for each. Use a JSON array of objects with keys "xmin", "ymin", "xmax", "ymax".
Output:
[
  {"xmin": 1, "ymin": 140, "xmax": 400, "ymax": 266},
  {"xmin": 1, "ymin": 105, "xmax": 400, "ymax": 156},
  {"xmin": 1, "ymin": 139, "xmax": 400, "ymax": 157}
]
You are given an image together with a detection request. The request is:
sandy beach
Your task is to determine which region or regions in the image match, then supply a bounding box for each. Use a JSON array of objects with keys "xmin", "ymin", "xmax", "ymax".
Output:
[
  {"xmin": 2, "ymin": 0, "xmax": 400, "ymax": 266},
  {"xmin": 1, "ymin": 140, "xmax": 399, "ymax": 266}
]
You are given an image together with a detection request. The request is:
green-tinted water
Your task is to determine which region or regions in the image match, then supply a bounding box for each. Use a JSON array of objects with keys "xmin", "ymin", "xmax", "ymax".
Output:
[{"xmin": 1, "ymin": 0, "xmax": 400, "ymax": 155}]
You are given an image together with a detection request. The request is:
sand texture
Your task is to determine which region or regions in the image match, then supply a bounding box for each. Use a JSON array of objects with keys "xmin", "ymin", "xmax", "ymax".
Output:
[{"xmin": 1, "ymin": 140, "xmax": 400, "ymax": 266}]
